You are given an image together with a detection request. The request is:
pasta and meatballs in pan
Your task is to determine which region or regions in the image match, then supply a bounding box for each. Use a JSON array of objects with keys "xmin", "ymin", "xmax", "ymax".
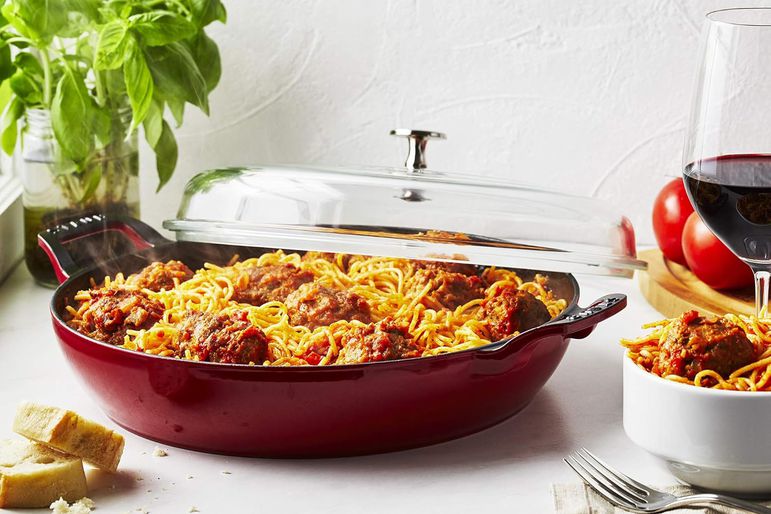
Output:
[{"xmin": 65, "ymin": 250, "xmax": 567, "ymax": 366}]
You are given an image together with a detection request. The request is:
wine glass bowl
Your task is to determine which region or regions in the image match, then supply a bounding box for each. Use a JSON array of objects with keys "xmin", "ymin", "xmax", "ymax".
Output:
[{"xmin": 684, "ymin": 8, "xmax": 771, "ymax": 315}]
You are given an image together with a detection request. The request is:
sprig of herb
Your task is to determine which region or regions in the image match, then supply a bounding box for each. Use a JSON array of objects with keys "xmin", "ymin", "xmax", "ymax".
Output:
[{"xmin": 0, "ymin": 0, "xmax": 225, "ymax": 195}]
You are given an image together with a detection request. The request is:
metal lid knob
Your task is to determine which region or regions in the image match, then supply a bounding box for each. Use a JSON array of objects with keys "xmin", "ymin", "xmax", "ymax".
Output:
[{"xmin": 390, "ymin": 129, "xmax": 446, "ymax": 171}]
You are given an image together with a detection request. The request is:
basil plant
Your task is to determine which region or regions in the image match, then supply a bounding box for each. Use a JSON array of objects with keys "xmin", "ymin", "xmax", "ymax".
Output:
[{"xmin": 0, "ymin": 0, "xmax": 226, "ymax": 200}]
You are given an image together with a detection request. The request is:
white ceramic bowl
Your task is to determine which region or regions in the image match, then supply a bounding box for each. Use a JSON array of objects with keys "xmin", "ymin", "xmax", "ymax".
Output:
[{"xmin": 623, "ymin": 356, "xmax": 771, "ymax": 496}]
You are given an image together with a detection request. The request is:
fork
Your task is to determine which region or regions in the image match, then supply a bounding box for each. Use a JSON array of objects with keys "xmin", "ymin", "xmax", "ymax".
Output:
[{"xmin": 564, "ymin": 448, "xmax": 771, "ymax": 513}]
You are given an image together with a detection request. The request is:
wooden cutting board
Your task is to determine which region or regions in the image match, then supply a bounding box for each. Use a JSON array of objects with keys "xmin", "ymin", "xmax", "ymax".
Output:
[{"xmin": 637, "ymin": 248, "xmax": 754, "ymax": 317}]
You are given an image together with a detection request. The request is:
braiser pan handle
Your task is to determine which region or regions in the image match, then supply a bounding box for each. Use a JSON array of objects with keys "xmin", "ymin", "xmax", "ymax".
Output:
[
  {"xmin": 478, "ymin": 293, "xmax": 627, "ymax": 356},
  {"xmin": 550, "ymin": 294, "xmax": 627, "ymax": 339},
  {"xmin": 38, "ymin": 215, "xmax": 170, "ymax": 284}
]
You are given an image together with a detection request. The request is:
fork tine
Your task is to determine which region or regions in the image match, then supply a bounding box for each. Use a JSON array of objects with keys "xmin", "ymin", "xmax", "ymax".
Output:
[
  {"xmin": 564, "ymin": 455, "xmax": 636, "ymax": 509},
  {"xmin": 578, "ymin": 448, "xmax": 655, "ymax": 496},
  {"xmin": 573, "ymin": 450, "xmax": 648, "ymax": 502},
  {"xmin": 567, "ymin": 453, "xmax": 646, "ymax": 505}
]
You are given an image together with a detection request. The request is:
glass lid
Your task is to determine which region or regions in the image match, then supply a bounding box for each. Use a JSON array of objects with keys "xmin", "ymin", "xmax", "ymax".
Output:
[{"xmin": 164, "ymin": 130, "xmax": 645, "ymax": 277}]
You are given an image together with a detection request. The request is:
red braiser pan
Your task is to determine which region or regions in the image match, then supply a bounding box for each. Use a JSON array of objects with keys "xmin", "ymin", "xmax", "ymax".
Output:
[{"xmin": 40, "ymin": 215, "xmax": 626, "ymax": 458}]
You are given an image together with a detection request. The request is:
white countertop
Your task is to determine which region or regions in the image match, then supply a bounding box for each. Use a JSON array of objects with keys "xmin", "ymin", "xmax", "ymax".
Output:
[{"xmin": 0, "ymin": 264, "xmax": 673, "ymax": 514}]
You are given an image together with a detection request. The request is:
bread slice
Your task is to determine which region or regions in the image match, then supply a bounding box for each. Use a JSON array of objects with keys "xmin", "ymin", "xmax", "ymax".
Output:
[
  {"xmin": 0, "ymin": 439, "xmax": 87, "ymax": 508},
  {"xmin": 13, "ymin": 402, "xmax": 124, "ymax": 472}
]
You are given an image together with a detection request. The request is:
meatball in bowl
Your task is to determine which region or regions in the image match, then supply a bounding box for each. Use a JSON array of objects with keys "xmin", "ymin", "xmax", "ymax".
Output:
[{"xmin": 622, "ymin": 311, "xmax": 771, "ymax": 496}]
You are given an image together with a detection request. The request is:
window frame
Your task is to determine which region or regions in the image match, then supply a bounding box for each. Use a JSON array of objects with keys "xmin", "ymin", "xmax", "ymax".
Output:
[{"xmin": 0, "ymin": 156, "xmax": 22, "ymax": 283}]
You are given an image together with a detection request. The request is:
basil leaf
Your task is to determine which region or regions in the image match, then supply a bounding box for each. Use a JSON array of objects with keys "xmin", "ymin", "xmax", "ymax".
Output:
[
  {"xmin": 123, "ymin": 40, "xmax": 153, "ymax": 132},
  {"xmin": 1, "ymin": 96, "xmax": 22, "ymax": 155},
  {"xmin": 0, "ymin": 42, "xmax": 13, "ymax": 82},
  {"xmin": 103, "ymin": 67, "xmax": 127, "ymax": 97},
  {"xmin": 0, "ymin": 81, "xmax": 13, "ymax": 116},
  {"xmin": 62, "ymin": 0, "xmax": 100, "ymax": 21},
  {"xmin": 214, "ymin": 2, "xmax": 227, "ymax": 24},
  {"xmin": 190, "ymin": 31, "xmax": 220, "ymax": 92},
  {"xmin": 154, "ymin": 119, "xmax": 177, "ymax": 191},
  {"xmin": 94, "ymin": 21, "xmax": 129, "ymax": 70},
  {"xmin": 145, "ymin": 42, "xmax": 208, "ymax": 114},
  {"xmin": 51, "ymin": 68, "xmax": 94, "ymax": 162},
  {"xmin": 9, "ymin": 53, "xmax": 43, "ymax": 106},
  {"xmin": 1, "ymin": 0, "xmax": 68, "ymax": 44},
  {"xmin": 130, "ymin": 11, "xmax": 196, "ymax": 46},
  {"xmin": 191, "ymin": 0, "xmax": 226, "ymax": 27},
  {"xmin": 166, "ymin": 96, "xmax": 184, "ymax": 127},
  {"xmin": 142, "ymin": 98, "xmax": 162, "ymax": 148},
  {"xmin": 92, "ymin": 107, "xmax": 111, "ymax": 147}
]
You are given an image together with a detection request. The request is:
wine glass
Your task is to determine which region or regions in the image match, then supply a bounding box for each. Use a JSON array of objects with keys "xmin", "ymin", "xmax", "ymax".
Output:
[{"xmin": 684, "ymin": 8, "xmax": 771, "ymax": 316}]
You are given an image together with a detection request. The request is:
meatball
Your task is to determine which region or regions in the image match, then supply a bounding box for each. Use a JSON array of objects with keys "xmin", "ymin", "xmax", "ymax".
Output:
[
  {"xmin": 336, "ymin": 319, "xmax": 420, "ymax": 364},
  {"xmin": 177, "ymin": 310, "xmax": 268, "ymax": 364},
  {"xmin": 232, "ymin": 263, "xmax": 313, "ymax": 305},
  {"xmin": 479, "ymin": 285, "xmax": 551, "ymax": 341},
  {"xmin": 658, "ymin": 310, "xmax": 757, "ymax": 380},
  {"xmin": 126, "ymin": 260, "xmax": 193, "ymax": 291},
  {"xmin": 414, "ymin": 259, "xmax": 478, "ymax": 276},
  {"xmin": 410, "ymin": 269, "xmax": 484, "ymax": 310},
  {"xmin": 68, "ymin": 287, "xmax": 164, "ymax": 345},
  {"xmin": 285, "ymin": 283, "xmax": 372, "ymax": 330}
]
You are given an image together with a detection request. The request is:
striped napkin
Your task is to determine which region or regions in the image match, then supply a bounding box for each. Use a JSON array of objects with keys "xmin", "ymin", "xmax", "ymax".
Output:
[{"xmin": 552, "ymin": 483, "xmax": 771, "ymax": 513}]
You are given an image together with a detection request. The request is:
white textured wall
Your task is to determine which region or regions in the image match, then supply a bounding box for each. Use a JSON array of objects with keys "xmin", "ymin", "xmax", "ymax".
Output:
[{"xmin": 140, "ymin": 0, "xmax": 762, "ymax": 246}]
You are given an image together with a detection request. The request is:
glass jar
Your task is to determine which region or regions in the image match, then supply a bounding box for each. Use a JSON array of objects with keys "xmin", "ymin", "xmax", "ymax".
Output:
[{"xmin": 21, "ymin": 108, "xmax": 140, "ymax": 286}]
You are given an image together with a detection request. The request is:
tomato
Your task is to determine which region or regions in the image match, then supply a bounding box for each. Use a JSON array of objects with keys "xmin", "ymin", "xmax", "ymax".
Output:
[
  {"xmin": 681, "ymin": 212, "xmax": 754, "ymax": 290},
  {"xmin": 652, "ymin": 178, "xmax": 694, "ymax": 265}
]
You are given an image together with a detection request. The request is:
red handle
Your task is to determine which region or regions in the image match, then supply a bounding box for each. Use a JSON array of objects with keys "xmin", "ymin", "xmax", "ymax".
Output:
[
  {"xmin": 38, "ymin": 215, "xmax": 170, "ymax": 284},
  {"xmin": 477, "ymin": 293, "xmax": 627, "ymax": 357}
]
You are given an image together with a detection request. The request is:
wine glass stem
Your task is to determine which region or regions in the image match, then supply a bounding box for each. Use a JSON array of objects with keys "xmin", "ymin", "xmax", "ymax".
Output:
[{"xmin": 754, "ymin": 269, "xmax": 771, "ymax": 317}]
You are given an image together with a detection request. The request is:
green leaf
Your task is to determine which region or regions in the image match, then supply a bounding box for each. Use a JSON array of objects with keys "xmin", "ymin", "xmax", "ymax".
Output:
[
  {"xmin": 92, "ymin": 107, "xmax": 111, "ymax": 147},
  {"xmin": 190, "ymin": 32, "xmax": 220, "ymax": 92},
  {"xmin": 154, "ymin": 119, "xmax": 177, "ymax": 191},
  {"xmin": 0, "ymin": 43, "xmax": 13, "ymax": 82},
  {"xmin": 51, "ymin": 68, "xmax": 94, "ymax": 162},
  {"xmin": 1, "ymin": 0, "xmax": 68, "ymax": 44},
  {"xmin": 9, "ymin": 53, "xmax": 43, "ymax": 106},
  {"xmin": 1, "ymin": 96, "xmax": 22, "ymax": 155},
  {"xmin": 142, "ymin": 98, "xmax": 162, "ymax": 148},
  {"xmin": 123, "ymin": 40, "xmax": 152, "ymax": 132},
  {"xmin": 191, "ymin": 0, "xmax": 227, "ymax": 27},
  {"xmin": 129, "ymin": 11, "xmax": 196, "ymax": 46},
  {"xmin": 214, "ymin": 2, "xmax": 227, "ymax": 24},
  {"xmin": 103, "ymin": 68, "xmax": 126, "ymax": 97},
  {"xmin": 56, "ymin": 0, "xmax": 100, "ymax": 38},
  {"xmin": 94, "ymin": 21, "xmax": 129, "ymax": 70},
  {"xmin": 145, "ymin": 42, "xmax": 208, "ymax": 115},
  {"xmin": 166, "ymin": 96, "xmax": 184, "ymax": 126},
  {"xmin": 62, "ymin": 0, "xmax": 100, "ymax": 20},
  {"xmin": 0, "ymin": 81, "xmax": 13, "ymax": 116}
]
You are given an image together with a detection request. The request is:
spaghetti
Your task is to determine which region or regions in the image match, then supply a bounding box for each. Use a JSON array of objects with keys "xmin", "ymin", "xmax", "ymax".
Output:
[
  {"xmin": 622, "ymin": 311, "xmax": 771, "ymax": 392},
  {"xmin": 67, "ymin": 251, "xmax": 567, "ymax": 366}
]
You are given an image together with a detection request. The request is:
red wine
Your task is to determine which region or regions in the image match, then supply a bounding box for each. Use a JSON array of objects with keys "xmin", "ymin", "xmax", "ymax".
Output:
[{"xmin": 684, "ymin": 154, "xmax": 771, "ymax": 263}]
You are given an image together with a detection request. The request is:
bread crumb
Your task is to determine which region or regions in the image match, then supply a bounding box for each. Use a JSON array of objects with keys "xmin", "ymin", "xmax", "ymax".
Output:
[
  {"xmin": 79, "ymin": 498, "xmax": 96, "ymax": 509},
  {"xmin": 151, "ymin": 447, "xmax": 167, "ymax": 457},
  {"xmin": 50, "ymin": 498, "xmax": 68, "ymax": 513},
  {"xmin": 50, "ymin": 497, "xmax": 96, "ymax": 514},
  {"xmin": 189, "ymin": 507, "xmax": 199, "ymax": 513}
]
